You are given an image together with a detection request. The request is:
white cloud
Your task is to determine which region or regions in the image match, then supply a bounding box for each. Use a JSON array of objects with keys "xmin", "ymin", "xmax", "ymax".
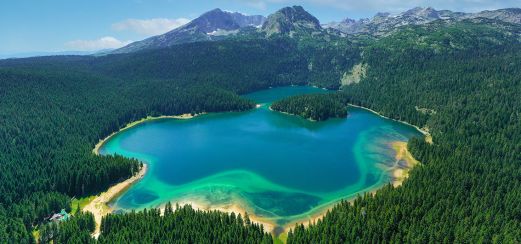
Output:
[
  {"xmin": 65, "ymin": 36, "xmax": 132, "ymax": 51},
  {"xmin": 112, "ymin": 18, "xmax": 191, "ymax": 36}
]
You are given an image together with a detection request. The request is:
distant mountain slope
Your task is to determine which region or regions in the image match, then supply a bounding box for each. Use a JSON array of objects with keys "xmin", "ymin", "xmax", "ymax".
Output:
[
  {"xmin": 113, "ymin": 7, "xmax": 521, "ymax": 54},
  {"xmin": 469, "ymin": 8, "xmax": 521, "ymax": 24},
  {"xmin": 325, "ymin": 7, "xmax": 521, "ymax": 36},
  {"xmin": 113, "ymin": 6, "xmax": 340, "ymax": 54},
  {"xmin": 261, "ymin": 6, "xmax": 322, "ymax": 36},
  {"xmin": 112, "ymin": 8, "xmax": 265, "ymax": 54}
]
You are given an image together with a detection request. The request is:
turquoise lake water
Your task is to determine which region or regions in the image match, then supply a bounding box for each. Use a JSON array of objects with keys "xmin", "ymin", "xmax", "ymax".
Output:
[{"xmin": 99, "ymin": 86, "xmax": 422, "ymax": 228}]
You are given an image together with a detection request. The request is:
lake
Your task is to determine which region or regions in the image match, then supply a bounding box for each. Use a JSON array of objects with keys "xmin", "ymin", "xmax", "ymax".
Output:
[{"xmin": 99, "ymin": 86, "xmax": 423, "ymax": 229}]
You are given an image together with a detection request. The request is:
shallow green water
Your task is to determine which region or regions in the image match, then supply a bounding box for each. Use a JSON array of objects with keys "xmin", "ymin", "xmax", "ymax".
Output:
[{"xmin": 100, "ymin": 86, "xmax": 422, "ymax": 227}]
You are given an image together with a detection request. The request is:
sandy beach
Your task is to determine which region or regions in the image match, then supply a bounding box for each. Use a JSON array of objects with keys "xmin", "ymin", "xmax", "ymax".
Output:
[
  {"xmin": 159, "ymin": 183, "xmax": 386, "ymax": 239},
  {"xmin": 389, "ymin": 141, "xmax": 420, "ymax": 187},
  {"xmin": 88, "ymin": 113, "xmax": 204, "ymax": 237},
  {"xmin": 83, "ymin": 164, "xmax": 148, "ymax": 238},
  {"xmin": 159, "ymin": 199, "xmax": 277, "ymax": 233},
  {"xmin": 279, "ymin": 140, "xmax": 420, "ymax": 235}
]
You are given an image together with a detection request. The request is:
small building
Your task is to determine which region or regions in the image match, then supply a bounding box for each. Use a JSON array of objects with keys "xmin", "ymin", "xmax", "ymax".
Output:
[{"xmin": 49, "ymin": 209, "xmax": 70, "ymax": 222}]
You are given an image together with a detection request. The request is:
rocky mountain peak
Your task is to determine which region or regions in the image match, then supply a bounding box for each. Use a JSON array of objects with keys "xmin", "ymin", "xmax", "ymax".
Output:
[
  {"xmin": 186, "ymin": 8, "xmax": 240, "ymax": 33},
  {"xmin": 402, "ymin": 7, "xmax": 440, "ymax": 19},
  {"xmin": 261, "ymin": 6, "xmax": 321, "ymax": 36},
  {"xmin": 470, "ymin": 8, "xmax": 521, "ymax": 24},
  {"xmin": 112, "ymin": 8, "xmax": 266, "ymax": 54}
]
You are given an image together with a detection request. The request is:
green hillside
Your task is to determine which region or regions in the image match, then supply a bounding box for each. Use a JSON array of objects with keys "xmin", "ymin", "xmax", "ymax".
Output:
[{"xmin": 288, "ymin": 20, "xmax": 521, "ymax": 243}]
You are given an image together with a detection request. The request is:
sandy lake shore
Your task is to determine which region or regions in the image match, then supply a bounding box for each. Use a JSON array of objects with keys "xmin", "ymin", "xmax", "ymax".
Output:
[
  {"xmin": 85, "ymin": 104, "xmax": 425, "ymax": 239},
  {"xmin": 83, "ymin": 163, "xmax": 147, "ymax": 238},
  {"xmin": 86, "ymin": 108, "xmax": 274, "ymax": 237},
  {"xmin": 159, "ymin": 199, "xmax": 277, "ymax": 233},
  {"xmin": 87, "ymin": 113, "xmax": 202, "ymax": 237},
  {"xmin": 345, "ymin": 104, "xmax": 426, "ymax": 186},
  {"xmin": 390, "ymin": 141, "xmax": 420, "ymax": 187}
]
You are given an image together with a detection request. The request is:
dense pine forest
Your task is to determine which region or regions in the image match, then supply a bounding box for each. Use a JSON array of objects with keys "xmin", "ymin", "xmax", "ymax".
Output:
[
  {"xmin": 0, "ymin": 37, "xmax": 354, "ymax": 242},
  {"xmin": 98, "ymin": 204, "xmax": 272, "ymax": 243},
  {"xmin": 0, "ymin": 68, "xmax": 255, "ymax": 242},
  {"xmin": 0, "ymin": 14, "xmax": 520, "ymax": 244},
  {"xmin": 271, "ymin": 93, "xmax": 347, "ymax": 121},
  {"xmin": 287, "ymin": 19, "xmax": 521, "ymax": 243},
  {"xmin": 37, "ymin": 204, "xmax": 271, "ymax": 243}
]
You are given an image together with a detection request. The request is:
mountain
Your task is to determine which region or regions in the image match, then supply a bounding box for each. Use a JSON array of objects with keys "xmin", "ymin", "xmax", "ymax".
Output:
[
  {"xmin": 3, "ymin": 5, "xmax": 521, "ymax": 243},
  {"xmin": 325, "ymin": 7, "xmax": 521, "ymax": 36},
  {"xmin": 112, "ymin": 8, "xmax": 265, "ymax": 54},
  {"xmin": 261, "ymin": 6, "xmax": 322, "ymax": 36},
  {"xmin": 110, "ymin": 7, "xmax": 521, "ymax": 54},
  {"xmin": 114, "ymin": 6, "xmax": 332, "ymax": 54},
  {"xmin": 469, "ymin": 8, "xmax": 521, "ymax": 24}
]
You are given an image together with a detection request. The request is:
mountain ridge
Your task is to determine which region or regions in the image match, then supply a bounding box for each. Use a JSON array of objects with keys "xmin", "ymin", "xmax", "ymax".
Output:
[
  {"xmin": 324, "ymin": 7, "xmax": 521, "ymax": 36},
  {"xmin": 261, "ymin": 6, "xmax": 322, "ymax": 36},
  {"xmin": 112, "ymin": 6, "xmax": 521, "ymax": 54},
  {"xmin": 112, "ymin": 8, "xmax": 266, "ymax": 54}
]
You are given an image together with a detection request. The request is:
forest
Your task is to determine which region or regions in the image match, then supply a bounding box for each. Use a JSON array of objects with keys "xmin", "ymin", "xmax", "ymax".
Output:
[
  {"xmin": 271, "ymin": 93, "xmax": 347, "ymax": 121},
  {"xmin": 0, "ymin": 67, "xmax": 256, "ymax": 242},
  {"xmin": 0, "ymin": 18, "xmax": 520, "ymax": 243},
  {"xmin": 37, "ymin": 204, "xmax": 272, "ymax": 244},
  {"xmin": 287, "ymin": 19, "xmax": 521, "ymax": 243},
  {"xmin": 0, "ymin": 37, "xmax": 354, "ymax": 242}
]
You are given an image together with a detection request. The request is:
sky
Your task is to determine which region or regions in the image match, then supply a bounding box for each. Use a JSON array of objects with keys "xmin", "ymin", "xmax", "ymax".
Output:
[{"xmin": 0, "ymin": 0, "xmax": 519, "ymax": 55}]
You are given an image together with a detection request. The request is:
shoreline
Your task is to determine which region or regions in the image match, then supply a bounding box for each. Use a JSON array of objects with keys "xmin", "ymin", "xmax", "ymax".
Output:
[
  {"xmin": 93, "ymin": 104, "xmax": 264, "ymax": 156},
  {"xmin": 88, "ymin": 112, "xmax": 202, "ymax": 237},
  {"xmin": 87, "ymin": 106, "xmax": 262, "ymax": 236},
  {"xmin": 86, "ymin": 102, "xmax": 425, "ymax": 238},
  {"xmin": 83, "ymin": 163, "xmax": 148, "ymax": 238},
  {"xmin": 282, "ymin": 187, "xmax": 381, "ymax": 232},
  {"xmin": 277, "ymin": 139, "xmax": 419, "ymax": 235},
  {"xmin": 389, "ymin": 141, "xmax": 419, "ymax": 187},
  {"xmin": 268, "ymin": 106, "xmax": 319, "ymax": 122},
  {"xmin": 153, "ymin": 139, "xmax": 419, "ymax": 238},
  {"xmin": 159, "ymin": 200, "xmax": 277, "ymax": 233},
  {"xmin": 161, "ymin": 187, "xmax": 384, "ymax": 237},
  {"xmin": 92, "ymin": 113, "xmax": 202, "ymax": 155},
  {"xmin": 347, "ymin": 104, "xmax": 433, "ymax": 144},
  {"xmin": 157, "ymin": 193, "xmax": 366, "ymax": 236}
]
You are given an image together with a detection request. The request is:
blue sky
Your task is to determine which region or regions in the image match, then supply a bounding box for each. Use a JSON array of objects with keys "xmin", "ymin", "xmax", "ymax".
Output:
[{"xmin": 0, "ymin": 0, "xmax": 519, "ymax": 54}]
